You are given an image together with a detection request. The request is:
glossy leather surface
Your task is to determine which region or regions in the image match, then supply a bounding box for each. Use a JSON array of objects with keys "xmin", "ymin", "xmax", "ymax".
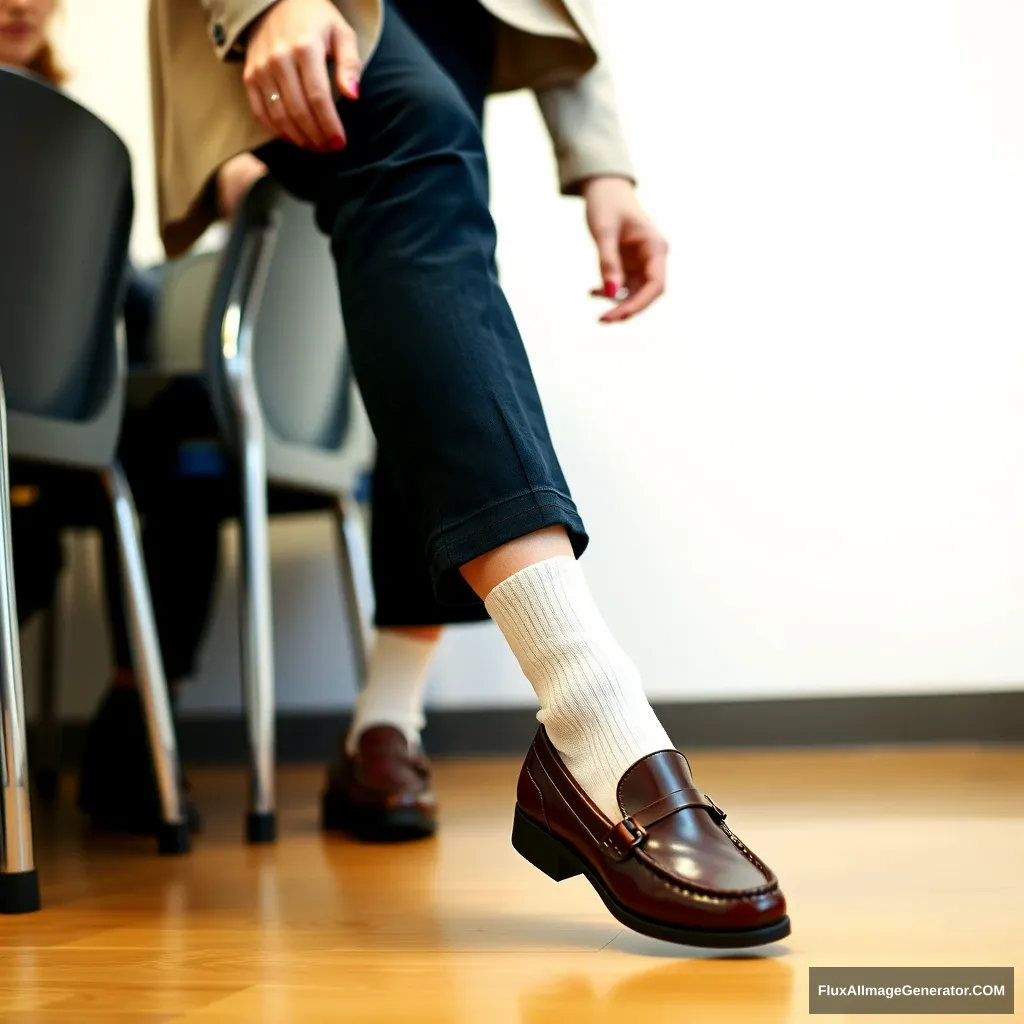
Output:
[
  {"xmin": 518, "ymin": 728, "xmax": 786, "ymax": 932},
  {"xmin": 328, "ymin": 726, "xmax": 436, "ymax": 813}
]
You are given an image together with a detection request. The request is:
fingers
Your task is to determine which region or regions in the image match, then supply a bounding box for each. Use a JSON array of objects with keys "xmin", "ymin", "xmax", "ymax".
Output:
[
  {"xmin": 294, "ymin": 40, "xmax": 346, "ymax": 147},
  {"xmin": 600, "ymin": 243, "xmax": 667, "ymax": 323},
  {"xmin": 593, "ymin": 227, "xmax": 625, "ymax": 298},
  {"xmin": 244, "ymin": 60, "xmax": 304, "ymax": 147},
  {"xmin": 270, "ymin": 55, "xmax": 322, "ymax": 148},
  {"xmin": 244, "ymin": 52, "xmax": 340, "ymax": 151},
  {"xmin": 242, "ymin": 14, "xmax": 359, "ymax": 152},
  {"xmin": 329, "ymin": 20, "xmax": 363, "ymax": 100}
]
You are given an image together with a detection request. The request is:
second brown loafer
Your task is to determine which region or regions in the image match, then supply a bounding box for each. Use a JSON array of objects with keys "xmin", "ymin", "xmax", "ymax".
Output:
[
  {"xmin": 512, "ymin": 727, "xmax": 790, "ymax": 948},
  {"xmin": 321, "ymin": 726, "xmax": 437, "ymax": 842}
]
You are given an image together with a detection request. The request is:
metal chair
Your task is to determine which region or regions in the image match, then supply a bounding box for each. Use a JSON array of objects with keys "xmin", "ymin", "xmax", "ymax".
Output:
[
  {"xmin": 142, "ymin": 178, "xmax": 374, "ymax": 843},
  {"xmin": 0, "ymin": 68, "xmax": 190, "ymax": 913}
]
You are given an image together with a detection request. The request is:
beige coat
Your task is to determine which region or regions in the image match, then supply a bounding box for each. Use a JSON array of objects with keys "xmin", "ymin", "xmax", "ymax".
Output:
[{"xmin": 150, "ymin": 0, "xmax": 634, "ymax": 256}]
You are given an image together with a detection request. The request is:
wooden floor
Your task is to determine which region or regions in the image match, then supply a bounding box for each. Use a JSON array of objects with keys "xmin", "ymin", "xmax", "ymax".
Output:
[{"xmin": 1, "ymin": 746, "xmax": 1022, "ymax": 1022}]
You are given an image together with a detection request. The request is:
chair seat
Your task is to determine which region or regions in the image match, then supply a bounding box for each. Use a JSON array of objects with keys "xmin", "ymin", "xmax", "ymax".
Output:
[
  {"xmin": 124, "ymin": 364, "xmax": 368, "ymax": 510},
  {"xmin": 6, "ymin": 407, "xmax": 119, "ymax": 473}
]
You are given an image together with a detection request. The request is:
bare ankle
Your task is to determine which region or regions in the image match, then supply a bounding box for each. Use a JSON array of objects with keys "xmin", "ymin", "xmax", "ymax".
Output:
[{"xmin": 460, "ymin": 527, "xmax": 574, "ymax": 600}]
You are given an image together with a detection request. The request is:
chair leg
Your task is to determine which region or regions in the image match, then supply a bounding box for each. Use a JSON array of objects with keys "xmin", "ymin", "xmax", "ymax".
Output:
[
  {"xmin": 332, "ymin": 495, "xmax": 371, "ymax": 687},
  {"xmin": 237, "ymin": 413, "xmax": 276, "ymax": 844},
  {"xmin": 0, "ymin": 383, "xmax": 40, "ymax": 913},
  {"xmin": 33, "ymin": 598, "xmax": 60, "ymax": 803},
  {"xmin": 101, "ymin": 462, "xmax": 189, "ymax": 855}
]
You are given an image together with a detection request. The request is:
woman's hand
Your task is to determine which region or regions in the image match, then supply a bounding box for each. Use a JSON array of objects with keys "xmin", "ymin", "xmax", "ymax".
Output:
[
  {"xmin": 215, "ymin": 153, "xmax": 270, "ymax": 221},
  {"xmin": 243, "ymin": 0, "xmax": 362, "ymax": 152},
  {"xmin": 583, "ymin": 177, "xmax": 668, "ymax": 323}
]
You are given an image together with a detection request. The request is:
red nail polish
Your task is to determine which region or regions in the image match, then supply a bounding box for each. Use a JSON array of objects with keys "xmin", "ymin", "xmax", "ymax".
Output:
[
  {"xmin": 604, "ymin": 280, "xmax": 618, "ymax": 299},
  {"xmin": 332, "ymin": 135, "xmax": 346, "ymax": 150},
  {"xmin": 348, "ymin": 80, "xmax": 360, "ymax": 99}
]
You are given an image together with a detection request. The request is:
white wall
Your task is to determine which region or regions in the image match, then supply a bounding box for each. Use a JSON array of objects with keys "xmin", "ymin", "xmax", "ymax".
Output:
[
  {"xmin": 34, "ymin": 0, "xmax": 1024, "ymax": 719},
  {"xmin": 53, "ymin": 0, "xmax": 162, "ymax": 262}
]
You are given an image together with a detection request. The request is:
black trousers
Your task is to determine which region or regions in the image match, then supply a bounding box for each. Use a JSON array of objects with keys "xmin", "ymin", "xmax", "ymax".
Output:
[{"xmin": 258, "ymin": 0, "xmax": 588, "ymax": 620}]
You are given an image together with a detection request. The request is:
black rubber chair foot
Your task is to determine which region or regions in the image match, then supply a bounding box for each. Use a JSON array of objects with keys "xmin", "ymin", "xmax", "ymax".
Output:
[
  {"xmin": 246, "ymin": 811, "xmax": 277, "ymax": 844},
  {"xmin": 156, "ymin": 822, "xmax": 191, "ymax": 856},
  {"xmin": 0, "ymin": 870, "xmax": 41, "ymax": 914}
]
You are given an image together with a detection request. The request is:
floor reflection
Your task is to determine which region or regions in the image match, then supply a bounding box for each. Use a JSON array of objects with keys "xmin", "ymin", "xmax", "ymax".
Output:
[{"xmin": 519, "ymin": 956, "xmax": 795, "ymax": 1024}]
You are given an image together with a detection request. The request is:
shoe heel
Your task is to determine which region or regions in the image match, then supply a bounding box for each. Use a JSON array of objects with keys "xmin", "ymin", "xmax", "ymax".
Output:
[{"xmin": 511, "ymin": 807, "xmax": 582, "ymax": 882}]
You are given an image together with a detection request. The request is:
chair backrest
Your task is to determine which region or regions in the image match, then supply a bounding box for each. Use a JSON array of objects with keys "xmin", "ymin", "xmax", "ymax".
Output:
[
  {"xmin": 148, "ymin": 251, "xmax": 220, "ymax": 375},
  {"xmin": 203, "ymin": 177, "xmax": 351, "ymax": 459},
  {"xmin": 0, "ymin": 68, "xmax": 132, "ymax": 423}
]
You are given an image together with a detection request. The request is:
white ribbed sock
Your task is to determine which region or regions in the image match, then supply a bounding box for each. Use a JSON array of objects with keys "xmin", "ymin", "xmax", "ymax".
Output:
[
  {"xmin": 484, "ymin": 556, "xmax": 672, "ymax": 821},
  {"xmin": 346, "ymin": 630, "xmax": 439, "ymax": 755}
]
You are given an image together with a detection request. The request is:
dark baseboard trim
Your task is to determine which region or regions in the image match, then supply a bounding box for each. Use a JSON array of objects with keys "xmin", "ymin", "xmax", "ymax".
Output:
[{"xmin": 31, "ymin": 690, "xmax": 1024, "ymax": 768}]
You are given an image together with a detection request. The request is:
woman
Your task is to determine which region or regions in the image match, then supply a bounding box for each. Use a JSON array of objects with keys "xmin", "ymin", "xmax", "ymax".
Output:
[
  {"xmin": 0, "ymin": 0, "xmax": 266, "ymax": 833},
  {"xmin": 151, "ymin": 0, "xmax": 790, "ymax": 946}
]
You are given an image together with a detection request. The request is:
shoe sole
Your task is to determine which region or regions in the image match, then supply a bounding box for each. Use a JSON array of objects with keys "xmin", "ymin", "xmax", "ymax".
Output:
[
  {"xmin": 320, "ymin": 790, "xmax": 436, "ymax": 843},
  {"xmin": 511, "ymin": 806, "xmax": 791, "ymax": 949}
]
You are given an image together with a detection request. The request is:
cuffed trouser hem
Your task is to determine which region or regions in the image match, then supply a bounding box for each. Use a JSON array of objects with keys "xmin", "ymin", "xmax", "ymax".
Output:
[
  {"xmin": 426, "ymin": 488, "xmax": 589, "ymax": 606},
  {"xmin": 372, "ymin": 601, "xmax": 492, "ymax": 629}
]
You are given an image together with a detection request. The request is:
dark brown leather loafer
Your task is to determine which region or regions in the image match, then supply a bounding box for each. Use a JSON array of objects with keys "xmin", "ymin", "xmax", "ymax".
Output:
[
  {"xmin": 513, "ymin": 728, "xmax": 790, "ymax": 948},
  {"xmin": 321, "ymin": 726, "xmax": 437, "ymax": 842}
]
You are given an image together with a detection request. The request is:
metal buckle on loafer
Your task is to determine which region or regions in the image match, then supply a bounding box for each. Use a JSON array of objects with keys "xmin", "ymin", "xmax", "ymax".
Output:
[
  {"xmin": 704, "ymin": 794, "xmax": 727, "ymax": 821},
  {"xmin": 601, "ymin": 816, "xmax": 648, "ymax": 861}
]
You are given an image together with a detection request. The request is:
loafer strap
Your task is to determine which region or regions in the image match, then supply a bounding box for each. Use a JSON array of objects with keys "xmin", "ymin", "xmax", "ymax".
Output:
[{"xmin": 601, "ymin": 788, "xmax": 728, "ymax": 861}]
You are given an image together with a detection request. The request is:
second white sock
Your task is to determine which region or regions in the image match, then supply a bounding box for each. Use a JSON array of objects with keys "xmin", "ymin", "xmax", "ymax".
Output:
[
  {"xmin": 346, "ymin": 630, "xmax": 438, "ymax": 755},
  {"xmin": 485, "ymin": 556, "xmax": 673, "ymax": 821}
]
